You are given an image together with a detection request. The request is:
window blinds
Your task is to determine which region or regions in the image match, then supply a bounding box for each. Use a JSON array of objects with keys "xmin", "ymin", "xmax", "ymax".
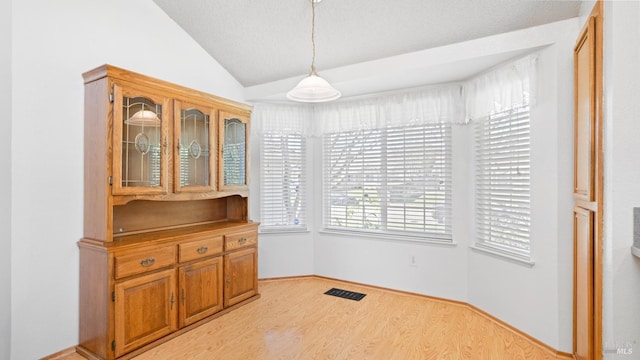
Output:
[
  {"xmin": 260, "ymin": 133, "xmax": 307, "ymax": 229},
  {"xmin": 474, "ymin": 106, "xmax": 531, "ymax": 257},
  {"xmin": 323, "ymin": 123, "xmax": 452, "ymax": 241}
]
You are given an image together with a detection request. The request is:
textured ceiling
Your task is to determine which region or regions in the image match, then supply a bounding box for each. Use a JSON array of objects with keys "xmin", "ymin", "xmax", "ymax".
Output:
[{"xmin": 152, "ymin": 0, "xmax": 581, "ymax": 87}]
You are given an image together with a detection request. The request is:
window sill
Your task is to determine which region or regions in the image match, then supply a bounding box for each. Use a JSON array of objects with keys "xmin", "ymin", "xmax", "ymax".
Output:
[
  {"xmin": 319, "ymin": 228, "xmax": 456, "ymax": 247},
  {"xmin": 470, "ymin": 244, "xmax": 535, "ymax": 267},
  {"xmin": 259, "ymin": 227, "xmax": 310, "ymax": 235}
]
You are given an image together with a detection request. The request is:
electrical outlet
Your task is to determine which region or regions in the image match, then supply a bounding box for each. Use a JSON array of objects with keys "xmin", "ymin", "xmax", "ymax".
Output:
[{"xmin": 410, "ymin": 255, "xmax": 417, "ymax": 267}]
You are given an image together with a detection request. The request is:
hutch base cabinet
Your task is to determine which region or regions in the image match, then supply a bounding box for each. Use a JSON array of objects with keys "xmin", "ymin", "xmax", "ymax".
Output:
[
  {"xmin": 78, "ymin": 65, "xmax": 257, "ymax": 360},
  {"xmin": 77, "ymin": 221, "xmax": 259, "ymax": 360}
]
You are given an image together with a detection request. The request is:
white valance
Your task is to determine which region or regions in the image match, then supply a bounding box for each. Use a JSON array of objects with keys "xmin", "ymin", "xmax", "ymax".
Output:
[
  {"xmin": 312, "ymin": 84, "xmax": 465, "ymax": 135},
  {"xmin": 252, "ymin": 54, "xmax": 537, "ymax": 136},
  {"xmin": 251, "ymin": 103, "xmax": 314, "ymax": 136},
  {"xmin": 464, "ymin": 55, "xmax": 537, "ymax": 121}
]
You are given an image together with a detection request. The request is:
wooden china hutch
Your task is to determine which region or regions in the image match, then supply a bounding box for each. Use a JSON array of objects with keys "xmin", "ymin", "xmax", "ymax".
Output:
[{"xmin": 77, "ymin": 65, "xmax": 258, "ymax": 360}]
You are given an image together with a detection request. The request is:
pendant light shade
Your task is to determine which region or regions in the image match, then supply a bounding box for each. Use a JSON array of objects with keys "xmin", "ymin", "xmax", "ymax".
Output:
[
  {"xmin": 287, "ymin": 73, "xmax": 341, "ymax": 102},
  {"xmin": 287, "ymin": 0, "xmax": 341, "ymax": 103}
]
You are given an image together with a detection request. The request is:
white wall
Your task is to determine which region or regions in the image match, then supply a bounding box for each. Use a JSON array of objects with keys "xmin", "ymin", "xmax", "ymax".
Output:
[
  {"xmin": 1, "ymin": 0, "xmax": 12, "ymax": 358},
  {"xmin": 10, "ymin": 1, "xmax": 245, "ymax": 358},
  {"xmin": 467, "ymin": 25, "xmax": 577, "ymax": 352},
  {"xmin": 602, "ymin": 1, "xmax": 640, "ymax": 358}
]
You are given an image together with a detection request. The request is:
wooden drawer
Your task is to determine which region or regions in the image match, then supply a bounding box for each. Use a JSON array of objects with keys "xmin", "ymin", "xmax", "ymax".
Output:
[
  {"xmin": 115, "ymin": 246, "xmax": 176, "ymax": 279},
  {"xmin": 224, "ymin": 230, "xmax": 258, "ymax": 251},
  {"xmin": 179, "ymin": 235, "xmax": 223, "ymax": 263}
]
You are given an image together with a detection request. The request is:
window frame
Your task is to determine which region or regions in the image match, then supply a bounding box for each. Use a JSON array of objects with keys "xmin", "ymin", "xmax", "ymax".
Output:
[
  {"xmin": 473, "ymin": 105, "xmax": 532, "ymax": 261},
  {"xmin": 259, "ymin": 131, "xmax": 308, "ymax": 233},
  {"xmin": 322, "ymin": 122, "xmax": 453, "ymax": 243}
]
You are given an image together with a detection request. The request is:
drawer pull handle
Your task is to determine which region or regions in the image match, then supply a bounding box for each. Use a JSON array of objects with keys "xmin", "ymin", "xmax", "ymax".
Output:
[
  {"xmin": 140, "ymin": 257, "xmax": 156, "ymax": 267},
  {"xmin": 197, "ymin": 246, "xmax": 208, "ymax": 254},
  {"xmin": 238, "ymin": 237, "xmax": 247, "ymax": 244}
]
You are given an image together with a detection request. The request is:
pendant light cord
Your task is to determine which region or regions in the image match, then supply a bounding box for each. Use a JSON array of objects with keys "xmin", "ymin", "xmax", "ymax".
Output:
[
  {"xmin": 287, "ymin": 0, "xmax": 341, "ymax": 102},
  {"xmin": 310, "ymin": 0, "xmax": 317, "ymax": 75}
]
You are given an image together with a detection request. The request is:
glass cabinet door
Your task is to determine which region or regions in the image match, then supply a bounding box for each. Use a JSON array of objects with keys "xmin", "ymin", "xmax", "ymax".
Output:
[
  {"xmin": 112, "ymin": 84, "xmax": 169, "ymax": 195},
  {"xmin": 218, "ymin": 112, "xmax": 249, "ymax": 191},
  {"xmin": 174, "ymin": 101, "xmax": 215, "ymax": 192}
]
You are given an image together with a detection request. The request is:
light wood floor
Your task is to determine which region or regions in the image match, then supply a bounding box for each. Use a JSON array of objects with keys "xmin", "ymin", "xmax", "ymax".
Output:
[{"xmin": 63, "ymin": 277, "xmax": 568, "ymax": 359}]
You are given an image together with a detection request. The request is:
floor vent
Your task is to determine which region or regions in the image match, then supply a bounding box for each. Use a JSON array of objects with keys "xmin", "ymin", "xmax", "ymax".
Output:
[{"xmin": 324, "ymin": 288, "xmax": 366, "ymax": 301}]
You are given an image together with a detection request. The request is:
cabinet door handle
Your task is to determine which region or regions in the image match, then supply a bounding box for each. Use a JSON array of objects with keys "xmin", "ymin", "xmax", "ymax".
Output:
[
  {"xmin": 170, "ymin": 292, "xmax": 175, "ymax": 310},
  {"xmin": 163, "ymin": 139, "xmax": 168, "ymax": 155},
  {"xmin": 182, "ymin": 289, "xmax": 186, "ymax": 304},
  {"xmin": 197, "ymin": 246, "xmax": 208, "ymax": 254},
  {"xmin": 238, "ymin": 237, "xmax": 247, "ymax": 245},
  {"xmin": 140, "ymin": 257, "xmax": 156, "ymax": 267},
  {"xmin": 226, "ymin": 276, "xmax": 231, "ymax": 287}
]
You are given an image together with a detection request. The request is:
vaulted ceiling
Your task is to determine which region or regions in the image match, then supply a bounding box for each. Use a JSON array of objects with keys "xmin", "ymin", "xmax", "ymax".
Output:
[{"xmin": 153, "ymin": 0, "xmax": 581, "ymax": 89}]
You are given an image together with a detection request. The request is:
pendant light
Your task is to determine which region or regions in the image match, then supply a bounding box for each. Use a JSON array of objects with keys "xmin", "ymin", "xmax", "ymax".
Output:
[{"xmin": 287, "ymin": 0, "xmax": 341, "ymax": 103}]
